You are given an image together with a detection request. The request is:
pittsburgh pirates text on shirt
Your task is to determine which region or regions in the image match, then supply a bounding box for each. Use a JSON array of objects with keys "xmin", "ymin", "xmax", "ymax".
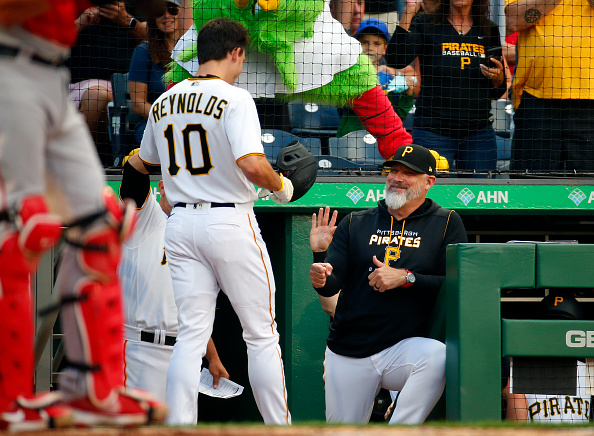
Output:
[
  {"xmin": 369, "ymin": 234, "xmax": 421, "ymax": 248},
  {"xmin": 441, "ymin": 42, "xmax": 485, "ymax": 57},
  {"xmin": 151, "ymin": 92, "xmax": 229, "ymax": 123}
]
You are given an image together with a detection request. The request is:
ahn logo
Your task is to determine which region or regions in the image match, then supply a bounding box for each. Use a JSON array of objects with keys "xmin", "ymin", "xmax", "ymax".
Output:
[
  {"xmin": 568, "ymin": 189, "xmax": 587, "ymax": 206},
  {"xmin": 346, "ymin": 186, "xmax": 365, "ymax": 204},
  {"xmin": 457, "ymin": 188, "xmax": 475, "ymax": 206},
  {"xmin": 457, "ymin": 188, "xmax": 509, "ymax": 205},
  {"xmin": 566, "ymin": 330, "xmax": 594, "ymax": 347}
]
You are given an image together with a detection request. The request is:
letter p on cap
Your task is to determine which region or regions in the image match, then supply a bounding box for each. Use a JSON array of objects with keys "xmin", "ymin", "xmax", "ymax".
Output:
[
  {"xmin": 554, "ymin": 296, "xmax": 564, "ymax": 306},
  {"xmin": 402, "ymin": 146, "xmax": 413, "ymax": 156}
]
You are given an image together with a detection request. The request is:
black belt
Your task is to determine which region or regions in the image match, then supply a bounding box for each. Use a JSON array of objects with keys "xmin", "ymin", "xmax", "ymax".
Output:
[
  {"xmin": 0, "ymin": 44, "xmax": 65, "ymax": 67},
  {"xmin": 140, "ymin": 331, "xmax": 176, "ymax": 346},
  {"xmin": 174, "ymin": 202, "xmax": 235, "ymax": 209}
]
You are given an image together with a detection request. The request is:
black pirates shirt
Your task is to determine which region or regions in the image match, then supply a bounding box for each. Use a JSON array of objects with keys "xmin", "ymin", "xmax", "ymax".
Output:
[
  {"xmin": 386, "ymin": 15, "xmax": 507, "ymax": 137},
  {"xmin": 316, "ymin": 199, "xmax": 467, "ymax": 358}
]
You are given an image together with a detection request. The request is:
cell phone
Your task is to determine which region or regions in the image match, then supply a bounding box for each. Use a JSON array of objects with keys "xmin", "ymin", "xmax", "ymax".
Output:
[{"xmin": 485, "ymin": 47, "xmax": 503, "ymax": 63}]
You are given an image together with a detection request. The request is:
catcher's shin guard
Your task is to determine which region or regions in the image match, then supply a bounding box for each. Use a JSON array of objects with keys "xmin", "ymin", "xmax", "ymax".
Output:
[
  {"xmin": 16, "ymin": 195, "xmax": 63, "ymax": 258},
  {"xmin": 0, "ymin": 195, "xmax": 62, "ymax": 411},
  {"xmin": 350, "ymin": 85, "xmax": 413, "ymax": 158},
  {"xmin": 59, "ymin": 189, "xmax": 136, "ymax": 407},
  {"xmin": 0, "ymin": 234, "xmax": 35, "ymax": 412}
]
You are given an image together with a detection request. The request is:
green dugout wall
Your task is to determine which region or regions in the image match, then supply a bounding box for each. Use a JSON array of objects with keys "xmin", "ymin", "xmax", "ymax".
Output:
[
  {"xmin": 446, "ymin": 243, "xmax": 594, "ymax": 422},
  {"xmin": 36, "ymin": 177, "xmax": 585, "ymax": 422}
]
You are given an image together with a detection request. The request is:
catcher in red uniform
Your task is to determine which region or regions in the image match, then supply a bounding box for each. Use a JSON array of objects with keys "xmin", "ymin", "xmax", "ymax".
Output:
[{"xmin": 0, "ymin": 0, "xmax": 168, "ymax": 431}]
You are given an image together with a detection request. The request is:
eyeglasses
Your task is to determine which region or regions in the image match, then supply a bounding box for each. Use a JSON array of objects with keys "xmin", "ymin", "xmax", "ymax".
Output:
[{"xmin": 166, "ymin": 3, "xmax": 179, "ymax": 15}]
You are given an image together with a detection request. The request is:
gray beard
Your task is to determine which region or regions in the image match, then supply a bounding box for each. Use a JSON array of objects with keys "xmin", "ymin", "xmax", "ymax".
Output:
[{"xmin": 385, "ymin": 182, "xmax": 423, "ymax": 210}]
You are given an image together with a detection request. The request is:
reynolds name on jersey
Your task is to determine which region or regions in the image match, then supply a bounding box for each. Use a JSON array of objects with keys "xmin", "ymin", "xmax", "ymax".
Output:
[{"xmin": 151, "ymin": 91, "xmax": 228, "ymax": 123}]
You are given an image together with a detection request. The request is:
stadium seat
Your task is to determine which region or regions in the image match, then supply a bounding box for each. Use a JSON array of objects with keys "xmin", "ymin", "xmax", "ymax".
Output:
[
  {"xmin": 491, "ymin": 99, "xmax": 513, "ymax": 139},
  {"xmin": 288, "ymin": 101, "xmax": 341, "ymax": 139},
  {"xmin": 107, "ymin": 73, "xmax": 142, "ymax": 166},
  {"xmin": 328, "ymin": 130, "xmax": 384, "ymax": 168},
  {"xmin": 261, "ymin": 129, "xmax": 322, "ymax": 164},
  {"xmin": 315, "ymin": 155, "xmax": 379, "ymax": 175},
  {"xmin": 495, "ymin": 135, "xmax": 512, "ymax": 176}
]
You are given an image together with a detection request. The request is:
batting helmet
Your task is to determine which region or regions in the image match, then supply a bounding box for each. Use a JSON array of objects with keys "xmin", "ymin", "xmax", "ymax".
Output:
[
  {"xmin": 276, "ymin": 141, "xmax": 317, "ymax": 202},
  {"xmin": 541, "ymin": 291, "xmax": 583, "ymax": 320}
]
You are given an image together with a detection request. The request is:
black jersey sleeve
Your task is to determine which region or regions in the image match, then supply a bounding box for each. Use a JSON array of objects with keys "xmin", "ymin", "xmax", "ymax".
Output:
[
  {"xmin": 385, "ymin": 14, "xmax": 425, "ymax": 69},
  {"xmin": 119, "ymin": 161, "xmax": 151, "ymax": 209}
]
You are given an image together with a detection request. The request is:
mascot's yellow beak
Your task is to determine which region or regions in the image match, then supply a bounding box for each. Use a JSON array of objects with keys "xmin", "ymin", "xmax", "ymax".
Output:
[
  {"xmin": 234, "ymin": 0, "xmax": 250, "ymax": 7},
  {"xmin": 257, "ymin": 0, "xmax": 280, "ymax": 10}
]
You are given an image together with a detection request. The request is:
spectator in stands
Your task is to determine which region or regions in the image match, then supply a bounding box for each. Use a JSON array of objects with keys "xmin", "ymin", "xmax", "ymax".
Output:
[
  {"xmin": 502, "ymin": 32, "xmax": 517, "ymax": 78},
  {"xmin": 330, "ymin": 0, "xmax": 366, "ymax": 35},
  {"xmin": 505, "ymin": 0, "xmax": 594, "ymax": 174},
  {"xmin": 129, "ymin": 0, "xmax": 182, "ymax": 145},
  {"xmin": 337, "ymin": 18, "xmax": 416, "ymax": 137},
  {"xmin": 68, "ymin": 1, "xmax": 148, "ymax": 165},
  {"xmin": 385, "ymin": 0, "xmax": 507, "ymax": 175},
  {"xmin": 364, "ymin": 0, "xmax": 399, "ymax": 35}
]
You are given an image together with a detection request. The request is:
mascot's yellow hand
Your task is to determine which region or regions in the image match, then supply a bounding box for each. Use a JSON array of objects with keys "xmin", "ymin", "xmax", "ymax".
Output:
[
  {"xmin": 258, "ymin": 0, "xmax": 280, "ymax": 10},
  {"xmin": 233, "ymin": 0, "xmax": 250, "ymax": 7}
]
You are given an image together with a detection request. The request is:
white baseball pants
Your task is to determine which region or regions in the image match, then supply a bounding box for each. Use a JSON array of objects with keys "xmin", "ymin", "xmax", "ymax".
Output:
[
  {"xmin": 0, "ymin": 58, "xmax": 104, "ymax": 218},
  {"xmin": 164, "ymin": 204, "xmax": 291, "ymax": 425},
  {"xmin": 123, "ymin": 327, "xmax": 174, "ymax": 403},
  {"xmin": 324, "ymin": 337, "xmax": 446, "ymax": 424}
]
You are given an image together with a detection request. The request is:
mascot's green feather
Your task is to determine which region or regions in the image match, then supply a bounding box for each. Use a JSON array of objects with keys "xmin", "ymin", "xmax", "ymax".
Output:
[
  {"xmin": 166, "ymin": 0, "xmax": 377, "ymax": 107},
  {"xmin": 278, "ymin": 53, "xmax": 377, "ymax": 107}
]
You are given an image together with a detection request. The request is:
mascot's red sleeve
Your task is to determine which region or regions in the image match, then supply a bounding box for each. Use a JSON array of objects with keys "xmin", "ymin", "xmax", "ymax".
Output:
[{"xmin": 350, "ymin": 85, "xmax": 413, "ymax": 158}]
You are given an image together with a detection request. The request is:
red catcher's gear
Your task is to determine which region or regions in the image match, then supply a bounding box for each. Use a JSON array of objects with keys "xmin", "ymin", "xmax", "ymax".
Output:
[
  {"xmin": 0, "ymin": 195, "xmax": 62, "ymax": 413},
  {"xmin": 60, "ymin": 189, "xmax": 136, "ymax": 407},
  {"xmin": 22, "ymin": 0, "xmax": 91, "ymax": 48},
  {"xmin": 0, "ymin": 392, "xmax": 73, "ymax": 431},
  {"xmin": 17, "ymin": 195, "xmax": 62, "ymax": 257},
  {"xmin": 67, "ymin": 387, "xmax": 167, "ymax": 427},
  {"xmin": 0, "ymin": 234, "xmax": 35, "ymax": 412},
  {"xmin": 349, "ymin": 85, "xmax": 413, "ymax": 158}
]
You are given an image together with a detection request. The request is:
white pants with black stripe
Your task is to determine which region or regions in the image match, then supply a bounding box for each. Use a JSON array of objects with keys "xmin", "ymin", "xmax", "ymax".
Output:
[
  {"xmin": 324, "ymin": 337, "xmax": 445, "ymax": 424},
  {"xmin": 164, "ymin": 203, "xmax": 291, "ymax": 425},
  {"xmin": 123, "ymin": 339, "xmax": 173, "ymax": 403}
]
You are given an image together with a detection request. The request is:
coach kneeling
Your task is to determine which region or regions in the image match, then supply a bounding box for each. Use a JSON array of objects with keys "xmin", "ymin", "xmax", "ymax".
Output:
[{"xmin": 309, "ymin": 144, "xmax": 468, "ymax": 424}]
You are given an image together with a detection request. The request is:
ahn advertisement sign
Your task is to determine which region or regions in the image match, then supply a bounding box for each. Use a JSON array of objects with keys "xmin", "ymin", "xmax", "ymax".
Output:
[{"xmin": 106, "ymin": 181, "xmax": 594, "ymax": 212}]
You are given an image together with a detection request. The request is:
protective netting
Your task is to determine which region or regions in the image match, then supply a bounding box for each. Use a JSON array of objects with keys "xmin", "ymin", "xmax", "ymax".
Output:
[{"xmin": 68, "ymin": 0, "xmax": 594, "ymax": 177}]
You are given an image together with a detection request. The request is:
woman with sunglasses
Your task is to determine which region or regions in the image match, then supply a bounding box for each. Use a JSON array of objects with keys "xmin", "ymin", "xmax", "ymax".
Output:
[{"xmin": 128, "ymin": 0, "xmax": 182, "ymax": 145}]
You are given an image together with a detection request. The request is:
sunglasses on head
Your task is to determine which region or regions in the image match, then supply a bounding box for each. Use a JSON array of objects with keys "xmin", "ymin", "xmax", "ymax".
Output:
[{"xmin": 166, "ymin": 3, "xmax": 179, "ymax": 15}]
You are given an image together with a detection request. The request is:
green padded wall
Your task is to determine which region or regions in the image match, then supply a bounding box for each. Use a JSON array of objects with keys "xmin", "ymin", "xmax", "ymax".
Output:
[
  {"xmin": 446, "ymin": 243, "xmax": 594, "ymax": 422},
  {"xmin": 536, "ymin": 244, "xmax": 594, "ymax": 288},
  {"xmin": 282, "ymin": 214, "xmax": 328, "ymax": 421},
  {"xmin": 445, "ymin": 243, "xmax": 536, "ymax": 421}
]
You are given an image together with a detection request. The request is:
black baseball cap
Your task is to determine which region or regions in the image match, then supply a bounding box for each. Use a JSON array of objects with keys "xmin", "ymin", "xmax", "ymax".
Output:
[
  {"xmin": 541, "ymin": 291, "xmax": 583, "ymax": 320},
  {"xmin": 383, "ymin": 144, "xmax": 436, "ymax": 176}
]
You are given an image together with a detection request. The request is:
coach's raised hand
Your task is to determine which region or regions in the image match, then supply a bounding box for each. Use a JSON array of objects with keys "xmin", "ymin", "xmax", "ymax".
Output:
[{"xmin": 310, "ymin": 206, "xmax": 338, "ymax": 252}]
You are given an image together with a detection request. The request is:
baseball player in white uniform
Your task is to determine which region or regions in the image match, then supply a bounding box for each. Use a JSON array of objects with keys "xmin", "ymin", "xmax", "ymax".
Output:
[
  {"xmin": 119, "ymin": 151, "xmax": 229, "ymax": 403},
  {"xmin": 510, "ymin": 293, "xmax": 591, "ymax": 423},
  {"xmin": 0, "ymin": 0, "xmax": 167, "ymax": 430},
  {"xmin": 130, "ymin": 18, "xmax": 293, "ymax": 425},
  {"xmin": 524, "ymin": 361, "xmax": 591, "ymax": 423}
]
